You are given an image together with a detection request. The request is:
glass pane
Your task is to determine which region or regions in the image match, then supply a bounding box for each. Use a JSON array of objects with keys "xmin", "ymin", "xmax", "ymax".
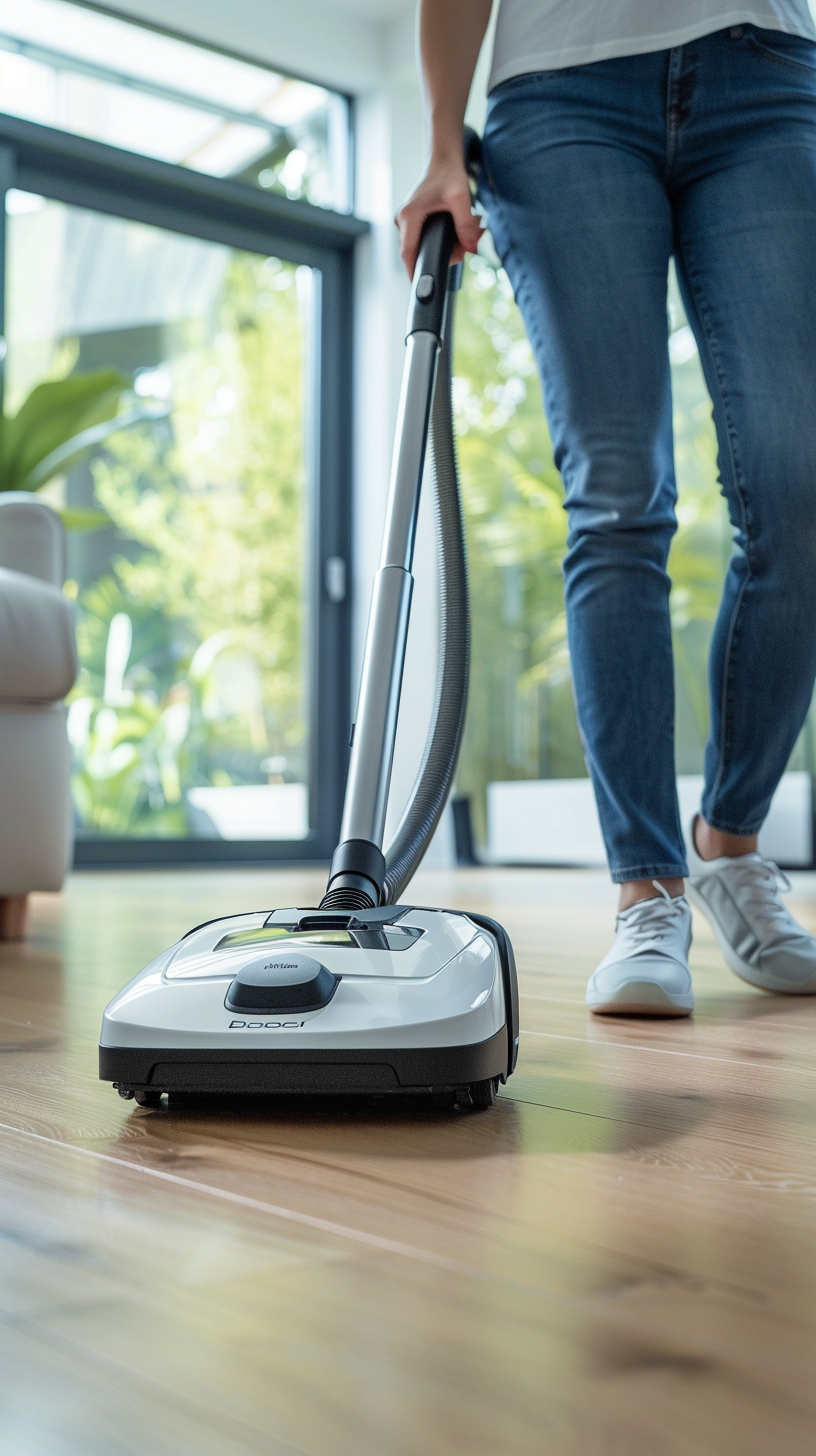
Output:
[
  {"xmin": 453, "ymin": 252, "xmax": 815, "ymax": 846},
  {"xmin": 6, "ymin": 191, "xmax": 314, "ymax": 842},
  {"xmin": 0, "ymin": 0, "xmax": 349, "ymax": 210}
]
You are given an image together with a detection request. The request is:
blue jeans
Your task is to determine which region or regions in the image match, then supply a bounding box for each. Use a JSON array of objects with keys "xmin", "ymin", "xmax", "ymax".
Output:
[{"xmin": 480, "ymin": 24, "xmax": 816, "ymax": 883}]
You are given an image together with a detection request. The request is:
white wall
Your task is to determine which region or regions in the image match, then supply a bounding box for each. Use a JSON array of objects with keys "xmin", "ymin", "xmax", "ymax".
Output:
[
  {"xmin": 487, "ymin": 775, "xmax": 814, "ymax": 869},
  {"xmin": 106, "ymin": 0, "xmax": 387, "ymax": 93}
]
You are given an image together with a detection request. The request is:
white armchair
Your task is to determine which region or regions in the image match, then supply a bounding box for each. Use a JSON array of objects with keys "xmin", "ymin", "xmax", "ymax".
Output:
[{"xmin": 0, "ymin": 494, "xmax": 78, "ymax": 937}]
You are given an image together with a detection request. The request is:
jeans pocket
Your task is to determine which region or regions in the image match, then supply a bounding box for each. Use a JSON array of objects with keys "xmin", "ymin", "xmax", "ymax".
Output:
[
  {"xmin": 744, "ymin": 25, "xmax": 816, "ymax": 73},
  {"xmin": 490, "ymin": 63, "xmax": 589, "ymax": 97}
]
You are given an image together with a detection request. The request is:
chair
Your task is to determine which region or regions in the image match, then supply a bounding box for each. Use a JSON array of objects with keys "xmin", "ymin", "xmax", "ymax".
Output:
[{"xmin": 0, "ymin": 494, "xmax": 78, "ymax": 937}]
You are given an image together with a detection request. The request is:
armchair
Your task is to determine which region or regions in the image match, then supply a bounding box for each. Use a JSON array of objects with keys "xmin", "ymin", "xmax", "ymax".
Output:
[{"xmin": 0, "ymin": 495, "xmax": 78, "ymax": 937}]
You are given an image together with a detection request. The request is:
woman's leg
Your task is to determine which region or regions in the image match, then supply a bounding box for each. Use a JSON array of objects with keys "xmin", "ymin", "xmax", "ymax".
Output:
[
  {"xmin": 672, "ymin": 29, "xmax": 816, "ymax": 840},
  {"xmin": 651, "ymin": 24, "xmax": 816, "ymax": 997},
  {"xmin": 481, "ymin": 62, "xmax": 687, "ymax": 891}
]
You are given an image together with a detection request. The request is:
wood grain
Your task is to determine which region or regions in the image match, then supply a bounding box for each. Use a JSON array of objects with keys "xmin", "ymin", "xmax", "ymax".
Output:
[{"xmin": 1, "ymin": 866, "xmax": 816, "ymax": 1454}]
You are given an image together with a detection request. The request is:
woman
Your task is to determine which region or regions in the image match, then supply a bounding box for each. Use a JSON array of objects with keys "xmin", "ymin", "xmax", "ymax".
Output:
[{"xmin": 398, "ymin": 0, "xmax": 816, "ymax": 1015}]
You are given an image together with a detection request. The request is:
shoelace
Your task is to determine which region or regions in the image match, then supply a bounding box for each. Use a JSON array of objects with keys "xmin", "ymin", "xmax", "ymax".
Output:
[
  {"xmin": 620, "ymin": 881, "xmax": 687, "ymax": 946},
  {"xmin": 733, "ymin": 858, "xmax": 795, "ymax": 933}
]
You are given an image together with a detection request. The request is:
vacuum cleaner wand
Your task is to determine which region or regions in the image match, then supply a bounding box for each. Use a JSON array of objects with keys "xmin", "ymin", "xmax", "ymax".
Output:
[{"xmin": 321, "ymin": 211, "xmax": 465, "ymax": 911}]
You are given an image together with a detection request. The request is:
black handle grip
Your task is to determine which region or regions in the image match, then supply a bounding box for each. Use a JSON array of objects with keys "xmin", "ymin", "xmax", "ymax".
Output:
[{"xmin": 407, "ymin": 211, "xmax": 457, "ymax": 338}]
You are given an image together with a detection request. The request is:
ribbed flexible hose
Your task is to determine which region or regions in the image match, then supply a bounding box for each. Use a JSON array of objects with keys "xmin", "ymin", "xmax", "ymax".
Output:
[{"xmin": 381, "ymin": 309, "xmax": 469, "ymax": 903}]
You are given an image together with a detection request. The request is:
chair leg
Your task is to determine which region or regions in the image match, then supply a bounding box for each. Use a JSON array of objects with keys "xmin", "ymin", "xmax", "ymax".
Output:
[{"xmin": 0, "ymin": 895, "xmax": 28, "ymax": 940}]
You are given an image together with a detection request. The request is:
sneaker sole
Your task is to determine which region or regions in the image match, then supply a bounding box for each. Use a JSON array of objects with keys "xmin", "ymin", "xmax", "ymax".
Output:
[
  {"xmin": 586, "ymin": 979, "xmax": 693, "ymax": 1017},
  {"xmin": 687, "ymin": 882, "xmax": 816, "ymax": 995}
]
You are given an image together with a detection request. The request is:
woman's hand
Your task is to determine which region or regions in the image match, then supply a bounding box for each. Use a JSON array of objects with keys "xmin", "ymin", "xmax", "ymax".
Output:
[
  {"xmin": 396, "ymin": 156, "xmax": 483, "ymax": 278},
  {"xmin": 395, "ymin": 0, "xmax": 492, "ymax": 278}
]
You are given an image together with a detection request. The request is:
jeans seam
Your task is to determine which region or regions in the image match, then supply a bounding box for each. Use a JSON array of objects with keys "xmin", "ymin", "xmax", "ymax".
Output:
[
  {"xmin": 702, "ymin": 812, "xmax": 765, "ymax": 836},
  {"xmin": 676, "ymin": 261, "xmax": 754, "ymax": 813},
  {"xmin": 609, "ymin": 862, "xmax": 689, "ymax": 884},
  {"xmin": 665, "ymin": 48, "xmax": 684, "ymax": 173}
]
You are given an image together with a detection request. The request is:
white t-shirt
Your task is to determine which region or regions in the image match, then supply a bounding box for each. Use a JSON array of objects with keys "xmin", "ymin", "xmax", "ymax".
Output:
[{"xmin": 488, "ymin": 1, "xmax": 816, "ymax": 91}]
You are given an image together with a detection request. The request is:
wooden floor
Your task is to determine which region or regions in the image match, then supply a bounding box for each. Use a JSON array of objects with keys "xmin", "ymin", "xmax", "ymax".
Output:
[{"xmin": 2, "ymin": 866, "xmax": 816, "ymax": 1455}]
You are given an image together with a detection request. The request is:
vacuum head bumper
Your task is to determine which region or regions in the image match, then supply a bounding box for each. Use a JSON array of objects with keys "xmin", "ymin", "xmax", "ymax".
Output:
[{"xmin": 100, "ymin": 1027, "xmax": 508, "ymax": 1099}]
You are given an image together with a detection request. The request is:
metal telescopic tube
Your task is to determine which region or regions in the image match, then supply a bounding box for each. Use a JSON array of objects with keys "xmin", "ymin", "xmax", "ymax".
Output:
[
  {"xmin": 320, "ymin": 210, "xmax": 456, "ymax": 910},
  {"xmin": 339, "ymin": 330, "xmax": 440, "ymax": 848}
]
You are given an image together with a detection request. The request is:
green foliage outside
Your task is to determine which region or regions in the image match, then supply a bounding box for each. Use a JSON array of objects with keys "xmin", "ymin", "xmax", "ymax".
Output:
[
  {"xmin": 452, "ymin": 253, "xmax": 729, "ymax": 842},
  {"xmin": 67, "ymin": 253, "xmax": 308, "ymax": 836}
]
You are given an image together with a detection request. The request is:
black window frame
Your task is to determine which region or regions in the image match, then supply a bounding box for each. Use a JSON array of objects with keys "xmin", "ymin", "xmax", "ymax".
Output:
[{"xmin": 0, "ymin": 112, "xmax": 367, "ymax": 867}]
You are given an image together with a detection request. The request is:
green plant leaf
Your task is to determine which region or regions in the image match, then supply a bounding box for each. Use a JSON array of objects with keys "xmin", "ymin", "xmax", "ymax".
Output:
[
  {"xmin": 0, "ymin": 369, "xmax": 129, "ymax": 491},
  {"xmin": 28, "ymin": 401, "xmax": 170, "ymax": 491}
]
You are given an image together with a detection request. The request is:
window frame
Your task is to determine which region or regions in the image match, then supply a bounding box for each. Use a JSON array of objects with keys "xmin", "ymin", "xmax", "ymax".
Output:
[{"xmin": 0, "ymin": 112, "xmax": 367, "ymax": 866}]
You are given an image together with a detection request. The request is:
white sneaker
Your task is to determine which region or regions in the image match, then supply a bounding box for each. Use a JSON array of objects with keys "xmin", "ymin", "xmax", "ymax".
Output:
[
  {"xmin": 586, "ymin": 884, "xmax": 694, "ymax": 1017},
  {"xmin": 688, "ymin": 841, "xmax": 816, "ymax": 995}
]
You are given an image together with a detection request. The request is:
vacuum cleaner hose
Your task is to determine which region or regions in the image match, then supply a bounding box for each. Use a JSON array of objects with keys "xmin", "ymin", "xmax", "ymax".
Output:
[{"xmin": 381, "ymin": 301, "xmax": 469, "ymax": 903}]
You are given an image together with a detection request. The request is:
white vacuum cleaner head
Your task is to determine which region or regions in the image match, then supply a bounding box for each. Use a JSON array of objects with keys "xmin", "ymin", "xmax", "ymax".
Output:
[{"xmin": 100, "ymin": 905, "xmax": 518, "ymax": 1109}]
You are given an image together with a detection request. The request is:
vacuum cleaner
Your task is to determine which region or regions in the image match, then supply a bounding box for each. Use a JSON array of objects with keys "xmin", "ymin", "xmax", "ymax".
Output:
[{"xmin": 99, "ymin": 140, "xmax": 520, "ymax": 1111}]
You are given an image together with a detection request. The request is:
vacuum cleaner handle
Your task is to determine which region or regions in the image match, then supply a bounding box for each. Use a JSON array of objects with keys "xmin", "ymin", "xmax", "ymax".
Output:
[
  {"xmin": 407, "ymin": 211, "xmax": 457, "ymax": 340},
  {"xmin": 408, "ymin": 120, "xmax": 481, "ymax": 328}
]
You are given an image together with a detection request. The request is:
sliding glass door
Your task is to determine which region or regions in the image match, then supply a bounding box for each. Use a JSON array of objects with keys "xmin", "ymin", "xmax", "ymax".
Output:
[{"xmin": 0, "ymin": 112, "xmax": 362, "ymax": 864}]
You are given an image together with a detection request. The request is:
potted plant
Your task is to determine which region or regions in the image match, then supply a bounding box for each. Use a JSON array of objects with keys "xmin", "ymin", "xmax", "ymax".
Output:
[{"xmin": 0, "ymin": 368, "xmax": 167, "ymax": 527}]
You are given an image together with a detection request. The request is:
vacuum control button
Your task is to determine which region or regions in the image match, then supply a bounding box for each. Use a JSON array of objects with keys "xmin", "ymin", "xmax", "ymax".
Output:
[
  {"xmin": 416, "ymin": 273, "xmax": 434, "ymax": 302},
  {"xmin": 225, "ymin": 951, "xmax": 339, "ymax": 1015}
]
